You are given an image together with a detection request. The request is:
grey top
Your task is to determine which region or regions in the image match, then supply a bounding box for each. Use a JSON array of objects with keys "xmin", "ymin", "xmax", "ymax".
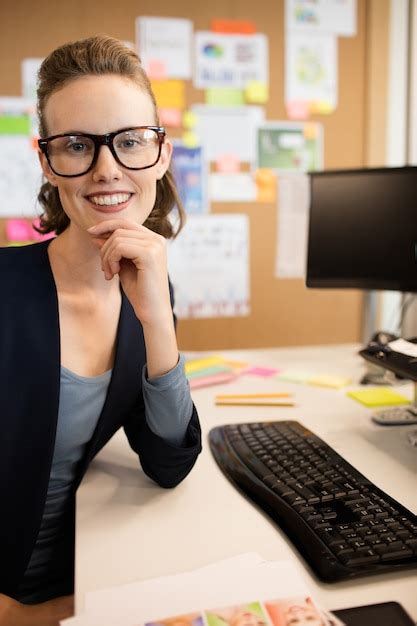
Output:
[{"xmin": 16, "ymin": 354, "xmax": 192, "ymax": 603}]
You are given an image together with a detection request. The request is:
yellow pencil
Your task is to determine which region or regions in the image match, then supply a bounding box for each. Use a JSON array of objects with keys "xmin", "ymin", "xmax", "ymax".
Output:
[{"xmin": 215, "ymin": 392, "xmax": 291, "ymax": 399}]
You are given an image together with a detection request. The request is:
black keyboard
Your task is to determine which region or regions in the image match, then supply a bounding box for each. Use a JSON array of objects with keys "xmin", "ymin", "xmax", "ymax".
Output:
[{"xmin": 209, "ymin": 420, "xmax": 417, "ymax": 582}]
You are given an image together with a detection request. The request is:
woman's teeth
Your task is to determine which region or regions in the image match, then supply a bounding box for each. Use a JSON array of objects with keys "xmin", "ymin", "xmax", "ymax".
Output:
[{"xmin": 89, "ymin": 193, "xmax": 131, "ymax": 206}]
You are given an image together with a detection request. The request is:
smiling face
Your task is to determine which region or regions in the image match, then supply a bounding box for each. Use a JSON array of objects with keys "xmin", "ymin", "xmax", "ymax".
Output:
[{"xmin": 39, "ymin": 74, "xmax": 172, "ymax": 233}]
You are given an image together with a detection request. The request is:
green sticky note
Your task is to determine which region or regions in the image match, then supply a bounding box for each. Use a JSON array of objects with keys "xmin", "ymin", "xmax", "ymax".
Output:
[
  {"xmin": 205, "ymin": 88, "xmax": 244, "ymax": 106},
  {"xmin": 277, "ymin": 370, "xmax": 314, "ymax": 384},
  {"xmin": 347, "ymin": 388, "xmax": 410, "ymax": 407},
  {"xmin": 0, "ymin": 114, "xmax": 31, "ymax": 135}
]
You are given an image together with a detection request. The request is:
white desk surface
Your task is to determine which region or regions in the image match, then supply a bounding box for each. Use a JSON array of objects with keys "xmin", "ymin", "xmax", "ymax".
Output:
[{"xmin": 76, "ymin": 344, "xmax": 417, "ymax": 618}]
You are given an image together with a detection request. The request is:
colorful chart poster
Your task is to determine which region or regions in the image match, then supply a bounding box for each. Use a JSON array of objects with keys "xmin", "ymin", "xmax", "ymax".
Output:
[
  {"xmin": 286, "ymin": 0, "xmax": 357, "ymax": 37},
  {"xmin": 257, "ymin": 122, "xmax": 323, "ymax": 172},
  {"xmin": 285, "ymin": 32, "xmax": 338, "ymax": 113},
  {"xmin": 171, "ymin": 143, "xmax": 207, "ymax": 215},
  {"xmin": 167, "ymin": 214, "xmax": 250, "ymax": 318},
  {"xmin": 194, "ymin": 32, "xmax": 268, "ymax": 89},
  {"xmin": 136, "ymin": 17, "xmax": 193, "ymax": 79}
]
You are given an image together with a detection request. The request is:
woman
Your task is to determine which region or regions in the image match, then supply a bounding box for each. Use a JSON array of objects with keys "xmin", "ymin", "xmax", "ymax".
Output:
[{"xmin": 0, "ymin": 34, "xmax": 201, "ymax": 625}]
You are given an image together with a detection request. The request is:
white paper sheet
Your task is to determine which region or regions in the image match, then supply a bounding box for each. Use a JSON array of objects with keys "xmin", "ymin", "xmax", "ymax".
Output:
[
  {"xmin": 285, "ymin": 32, "xmax": 338, "ymax": 111},
  {"xmin": 136, "ymin": 17, "xmax": 193, "ymax": 79},
  {"xmin": 192, "ymin": 105, "xmax": 265, "ymax": 162},
  {"xmin": 209, "ymin": 172, "xmax": 257, "ymax": 202},
  {"xmin": 286, "ymin": 0, "xmax": 357, "ymax": 37},
  {"xmin": 21, "ymin": 57, "xmax": 43, "ymax": 101},
  {"xmin": 167, "ymin": 214, "xmax": 250, "ymax": 318},
  {"xmin": 194, "ymin": 32, "xmax": 269, "ymax": 89},
  {"xmin": 0, "ymin": 135, "xmax": 42, "ymax": 217},
  {"xmin": 388, "ymin": 338, "xmax": 417, "ymax": 358},
  {"xmin": 62, "ymin": 554, "xmax": 311, "ymax": 625},
  {"xmin": 275, "ymin": 173, "xmax": 310, "ymax": 278}
]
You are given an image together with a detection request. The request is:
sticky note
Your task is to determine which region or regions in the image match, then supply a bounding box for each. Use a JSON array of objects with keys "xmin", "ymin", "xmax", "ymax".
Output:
[
  {"xmin": 286, "ymin": 101, "xmax": 310, "ymax": 120},
  {"xmin": 182, "ymin": 131, "xmax": 199, "ymax": 148},
  {"xmin": 205, "ymin": 88, "xmax": 244, "ymax": 106},
  {"xmin": 151, "ymin": 80, "xmax": 185, "ymax": 109},
  {"xmin": 308, "ymin": 374, "xmax": 351, "ymax": 389},
  {"xmin": 158, "ymin": 107, "xmax": 182, "ymax": 128},
  {"xmin": 309, "ymin": 100, "xmax": 335, "ymax": 115},
  {"xmin": 5, "ymin": 219, "xmax": 32, "ymax": 242},
  {"xmin": 255, "ymin": 168, "xmax": 276, "ymax": 203},
  {"xmin": 216, "ymin": 154, "xmax": 240, "ymax": 173},
  {"xmin": 243, "ymin": 366, "xmax": 281, "ymax": 377},
  {"xmin": 211, "ymin": 19, "xmax": 256, "ymax": 34},
  {"xmin": 303, "ymin": 123, "xmax": 319, "ymax": 140},
  {"xmin": 0, "ymin": 114, "xmax": 31, "ymax": 135},
  {"xmin": 182, "ymin": 110, "xmax": 198, "ymax": 129},
  {"xmin": 347, "ymin": 388, "xmax": 410, "ymax": 407},
  {"xmin": 278, "ymin": 370, "xmax": 314, "ymax": 384},
  {"xmin": 245, "ymin": 81, "xmax": 268, "ymax": 104},
  {"xmin": 185, "ymin": 356, "xmax": 225, "ymax": 374},
  {"xmin": 187, "ymin": 365, "xmax": 233, "ymax": 380},
  {"xmin": 146, "ymin": 59, "xmax": 167, "ymax": 80},
  {"xmin": 189, "ymin": 372, "xmax": 237, "ymax": 389}
]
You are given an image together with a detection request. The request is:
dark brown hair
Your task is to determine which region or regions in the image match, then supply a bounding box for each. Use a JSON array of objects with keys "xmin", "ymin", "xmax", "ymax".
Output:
[{"xmin": 36, "ymin": 34, "xmax": 185, "ymax": 237}]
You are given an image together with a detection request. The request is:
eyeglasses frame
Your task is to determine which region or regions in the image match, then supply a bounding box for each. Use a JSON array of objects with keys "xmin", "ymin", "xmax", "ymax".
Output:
[{"xmin": 37, "ymin": 125, "xmax": 166, "ymax": 178}]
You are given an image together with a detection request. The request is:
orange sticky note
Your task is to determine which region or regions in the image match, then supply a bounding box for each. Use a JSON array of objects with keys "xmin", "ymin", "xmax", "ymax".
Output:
[
  {"xmin": 309, "ymin": 100, "xmax": 335, "ymax": 115},
  {"xmin": 303, "ymin": 123, "xmax": 319, "ymax": 140},
  {"xmin": 216, "ymin": 154, "xmax": 240, "ymax": 173},
  {"xmin": 211, "ymin": 19, "xmax": 256, "ymax": 34},
  {"xmin": 255, "ymin": 169, "xmax": 276, "ymax": 202},
  {"xmin": 151, "ymin": 80, "xmax": 185, "ymax": 109}
]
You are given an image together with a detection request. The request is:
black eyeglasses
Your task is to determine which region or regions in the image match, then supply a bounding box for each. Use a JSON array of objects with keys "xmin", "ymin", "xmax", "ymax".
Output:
[{"xmin": 38, "ymin": 126, "xmax": 166, "ymax": 177}]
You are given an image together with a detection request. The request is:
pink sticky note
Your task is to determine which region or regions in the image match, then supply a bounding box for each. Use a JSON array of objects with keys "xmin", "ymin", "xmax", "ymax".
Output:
[
  {"xmin": 216, "ymin": 154, "xmax": 240, "ymax": 173},
  {"xmin": 159, "ymin": 107, "xmax": 182, "ymax": 128},
  {"xmin": 189, "ymin": 372, "xmax": 237, "ymax": 389},
  {"xmin": 286, "ymin": 100, "xmax": 310, "ymax": 120},
  {"xmin": 30, "ymin": 218, "xmax": 55, "ymax": 241},
  {"xmin": 146, "ymin": 59, "xmax": 167, "ymax": 80},
  {"xmin": 5, "ymin": 219, "xmax": 32, "ymax": 242},
  {"xmin": 243, "ymin": 366, "xmax": 281, "ymax": 377}
]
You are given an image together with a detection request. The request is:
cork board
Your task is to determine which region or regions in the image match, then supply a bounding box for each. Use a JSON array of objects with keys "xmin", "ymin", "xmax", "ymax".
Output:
[{"xmin": 0, "ymin": 0, "xmax": 386, "ymax": 350}]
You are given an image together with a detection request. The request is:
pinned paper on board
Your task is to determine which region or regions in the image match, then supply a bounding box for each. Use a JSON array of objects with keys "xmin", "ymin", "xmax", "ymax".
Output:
[
  {"xmin": 171, "ymin": 142, "xmax": 207, "ymax": 215},
  {"xmin": 194, "ymin": 32, "xmax": 269, "ymax": 90},
  {"xmin": 192, "ymin": 105, "xmax": 265, "ymax": 162},
  {"xmin": 285, "ymin": 0, "xmax": 357, "ymax": 37},
  {"xmin": 21, "ymin": 58, "xmax": 43, "ymax": 101},
  {"xmin": 257, "ymin": 121, "xmax": 323, "ymax": 171},
  {"xmin": 167, "ymin": 214, "xmax": 250, "ymax": 319},
  {"xmin": 285, "ymin": 32, "xmax": 338, "ymax": 115},
  {"xmin": 136, "ymin": 17, "xmax": 193, "ymax": 79},
  {"xmin": 209, "ymin": 173, "xmax": 257, "ymax": 203},
  {"xmin": 275, "ymin": 173, "xmax": 310, "ymax": 279},
  {"xmin": 215, "ymin": 154, "xmax": 240, "ymax": 174}
]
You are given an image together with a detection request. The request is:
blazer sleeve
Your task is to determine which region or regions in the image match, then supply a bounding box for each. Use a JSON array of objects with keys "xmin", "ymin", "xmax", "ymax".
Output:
[{"xmin": 123, "ymin": 397, "xmax": 202, "ymax": 488}]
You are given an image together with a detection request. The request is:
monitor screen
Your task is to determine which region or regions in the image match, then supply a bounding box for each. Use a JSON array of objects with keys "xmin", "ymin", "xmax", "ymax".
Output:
[{"xmin": 306, "ymin": 166, "xmax": 417, "ymax": 292}]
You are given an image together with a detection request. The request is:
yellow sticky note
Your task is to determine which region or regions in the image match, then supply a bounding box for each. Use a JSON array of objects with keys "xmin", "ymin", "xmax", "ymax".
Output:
[
  {"xmin": 151, "ymin": 80, "xmax": 185, "ymax": 109},
  {"xmin": 206, "ymin": 88, "xmax": 244, "ymax": 106},
  {"xmin": 347, "ymin": 388, "xmax": 410, "ymax": 407},
  {"xmin": 308, "ymin": 374, "xmax": 351, "ymax": 389},
  {"xmin": 185, "ymin": 356, "xmax": 226, "ymax": 374},
  {"xmin": 309, "ymin": 100, "xmax": 335, "ymax": 115},
  {"xmin": 245, "ymin": 80, "xmax": 269, "ymax": 104},
  {"xmin": 182, "ymin": 110, "xmax": 198, "ymax": 129},
  {"xmin": 303, "ymin": 123, "xmax": 319, "ymax": 140},
  {"xmin": 182, "ymin": 131, "xmax": 199, "ymax": 148}
]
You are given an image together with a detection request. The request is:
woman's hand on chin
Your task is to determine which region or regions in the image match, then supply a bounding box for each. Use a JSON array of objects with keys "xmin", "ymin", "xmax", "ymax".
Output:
[{"xmin": 88, "ymin": 218, "xmax": 173, "ymax": 326}]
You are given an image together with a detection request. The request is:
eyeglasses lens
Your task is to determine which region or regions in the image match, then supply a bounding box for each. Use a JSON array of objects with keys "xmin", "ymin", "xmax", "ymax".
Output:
[{"xmin": 47, "ymin": 128, "xmax": 160, "ymax": 175}]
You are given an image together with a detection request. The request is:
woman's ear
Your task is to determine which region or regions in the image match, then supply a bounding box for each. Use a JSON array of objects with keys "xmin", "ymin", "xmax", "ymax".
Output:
[
  {"xmin": 38, "ymin": 151, "xmax": 59, "ymax": 187},
  {"xmin": 156, "ymin": 140, "xmax": 173, "ymax": 180}
]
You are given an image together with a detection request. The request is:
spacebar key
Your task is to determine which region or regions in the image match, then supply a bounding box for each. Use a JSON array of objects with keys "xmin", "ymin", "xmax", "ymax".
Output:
[{"xmin": 229, "ymin": 440, "xmax": 271, "ymax": 479}]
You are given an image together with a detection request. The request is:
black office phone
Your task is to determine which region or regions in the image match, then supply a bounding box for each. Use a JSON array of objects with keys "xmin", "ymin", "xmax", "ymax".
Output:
[{"xmin": 333, "ymin": 601, "xmax": 414, "ymax": 626}]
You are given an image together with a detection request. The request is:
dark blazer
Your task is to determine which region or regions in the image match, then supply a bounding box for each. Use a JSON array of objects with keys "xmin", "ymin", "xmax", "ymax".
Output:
[{"xmin": 0, "ymin": 240, "xmax": 202, "ymax": 597}]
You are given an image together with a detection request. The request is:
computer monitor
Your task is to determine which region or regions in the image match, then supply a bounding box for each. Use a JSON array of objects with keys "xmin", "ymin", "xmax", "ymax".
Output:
[{"xmin": 306, "ymin": 166, "xmax": 417, "ymax": 292}]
